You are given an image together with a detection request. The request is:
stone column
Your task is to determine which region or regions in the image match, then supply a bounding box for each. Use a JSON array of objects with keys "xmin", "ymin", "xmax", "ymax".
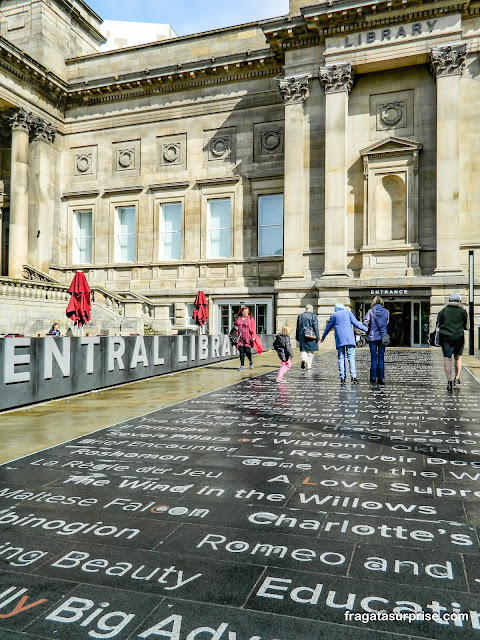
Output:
[
  {"xmin": 319, "ymin": 63, "xmax": 354, "ymax": 277},
  {"xmin": 278, "ymin": 74, "xmax": 309, "ymax": 278},
  {"xmin": 430, "ymin": 44, "xmax": 466, "ymax": 276},
  {"xmin": 8, "ymin": 108, "xmax": 32, "ymax": 279},
  {"xmin": 29, "ymin": 117, "xmax": 56, "ymax": 273}
]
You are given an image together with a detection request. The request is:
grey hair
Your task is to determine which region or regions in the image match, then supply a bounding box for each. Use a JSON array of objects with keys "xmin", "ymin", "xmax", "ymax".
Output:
[{"xmin": 306, "ymin": 304, "xmax": 314, "ymax": 311}]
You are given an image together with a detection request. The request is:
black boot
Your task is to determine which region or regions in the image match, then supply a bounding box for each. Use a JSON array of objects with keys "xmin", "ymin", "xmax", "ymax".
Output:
[{"xmin": 447, "ymin": 381, "xmax": 453, "ymax": 391}]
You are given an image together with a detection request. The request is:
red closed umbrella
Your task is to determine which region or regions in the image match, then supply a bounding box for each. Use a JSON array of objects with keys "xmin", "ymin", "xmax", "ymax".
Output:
[
  {"xmin": 66, "ymin": 270, "xmax": 92, "ymax": 328},
  {"xmin": 193, "ymin": 290, "xmax": 209, "ymax": 329}
]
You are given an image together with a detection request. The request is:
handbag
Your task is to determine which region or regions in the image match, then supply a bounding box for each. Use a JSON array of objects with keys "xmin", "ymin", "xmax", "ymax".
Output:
[
  {"xmin": 303, "ymin": 327, "xmax": 317, "ymax": 340},
  {"xmin": 428, "ymin": 326, "xmax": 440, "ymax": 347},
  {"xmin": 371, "ymin": 310, "xmax": 390, "ymax": 347},
  {"xmin": 229, "ymin": 326, "xmax": 239, "ymax": 347}
]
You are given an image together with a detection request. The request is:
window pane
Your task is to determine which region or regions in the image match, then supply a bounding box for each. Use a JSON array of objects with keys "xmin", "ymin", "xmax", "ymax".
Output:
[
  {"xmin": 259, "ymin": 225, "xmax": 283, "ymax": 257},
  {"xmin": 209, "ymin": 199, "xmax": 230, "ymax": 229},
  {"xmin": 208, "ymin": 199, "xmax": 231, "ymax": 258},
  {"xmin": 259, "ymin": 195, "xmax": 283, "ymax": 226},
  {"xmin": 187, "ymin": 303, "xmax": 196, "ymax": 325},
  {"xmin": 74, "ymin": 211, "xmax": 92, "ymax": 263},
  {"xmin": 210, "ymin": 229, "xmax": 230, "ymax": 258},
  {"xmin": 169, "ymin": 304, "xmax": 175, "ymax": 323},
  {"xmin": 258, "ymin": 194, "xmax": 283, "ymax": 256},
  {"xmin": 118, "ymin": 207, "xmax": 135, "ymax": 234},
  {"xmin": 161, "ymin": 203, "xmax": 181, "ymax": 259},
  {"xmin": 116, "ymin": 207, "xmax": 135, "ymax": 262},
  {"xmin": 163, "ymin": 232, "xmax": 181, "ymax": 260},
  {"xmin": 77, "ymin": 211, "xmax": 92, "ymax": 237},
  {"xmin": 163, "ymin": 203, "xmax": 181, "ymax": 232}
]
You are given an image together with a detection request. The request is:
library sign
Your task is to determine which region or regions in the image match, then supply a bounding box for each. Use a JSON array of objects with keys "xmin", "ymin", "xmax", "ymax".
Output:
[
  {"xmin": 0, "ymin": 335, "xmax": 273, "ymax": 412},
  {"xmin": 326, "ymin": 14, "xmax": 460, "ymax": 53}
]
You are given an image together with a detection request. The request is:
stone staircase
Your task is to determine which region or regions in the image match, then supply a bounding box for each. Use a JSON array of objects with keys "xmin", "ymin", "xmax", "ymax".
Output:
[{"xmin": 0, "ymin": 265, "xmax": 168, "ymax": 336}]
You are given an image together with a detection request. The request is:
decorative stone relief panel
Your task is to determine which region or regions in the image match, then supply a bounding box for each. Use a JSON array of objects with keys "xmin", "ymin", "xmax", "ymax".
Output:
[
  {"xmin": 254, "ymin": 121, "xmax": 284, "ymax": 162},
  {"xmin": 370, "ymin": 90, "xmax": 413, "ymax": 135},
  {"xmin": 205, "ymin": 128, "xmax": 236, "ymax": 163},
  {"xmin": 112, "ymin": 139, "xmax": 140, "ymax": 174},
  {"xmin": 156, "ymin": 133, "xmax": 187, "ymax": 171},
  {"xmin": 72, "ymin": 145, "xmax": 97, "ymax": 179}
]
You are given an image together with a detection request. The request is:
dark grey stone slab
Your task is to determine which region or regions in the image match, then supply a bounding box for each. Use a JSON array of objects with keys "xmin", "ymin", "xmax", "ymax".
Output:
[
  {"xmin": 286, "ymin": 487, "xmax": 466, "ymax": 521},
  {"xmin": 132, "ymin": 598, "xmax": 409, "ymax": 640},
  {"xmin": 245, "ymin": 567, "xmax": 480, "ymax": 638},
  {"xmin": 157, "ymin": 523, "xmax": 354, "ymax": 575},
  {"xmin": 27, "ymin": 583, "xmax": 162, "ymax": 640},
  {"xmin": 318, "ymin": 511, "xmax": 479, "ymax": 551},
  {"xmin": 36, "ymin": 541, "xmax": 264, "ymax": 606},
  {"xmin": 0, "ymin": 504, "xmax": 179, "ymax": 550},
  {"xmin": 0, "ymin": 569, "xmax": 75, "ymax": 633},
  {"xmin": 349, "ymin": 543, "xmax": 467, "ymax": 591}
]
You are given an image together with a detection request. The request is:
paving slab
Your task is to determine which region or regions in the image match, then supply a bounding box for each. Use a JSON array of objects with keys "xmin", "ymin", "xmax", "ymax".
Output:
[{"xmin": 0, "ymin": 348, "xmax": 478, "ymax": 639}]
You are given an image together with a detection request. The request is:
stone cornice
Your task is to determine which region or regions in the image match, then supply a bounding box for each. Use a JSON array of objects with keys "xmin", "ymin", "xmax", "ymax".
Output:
[
  {"xmin": 0, "ymin": 35, "xmax": 68, "ymax": 105},
  {"xmin": 149, "ymin": 182, "xmax": 190, "ymax": 191},
  {"xmin": 65, "ymin": 49, "xmax": 281, "ymax": 107},
  {"xmin": 196, "ymin": 177, "xmax": 240, "ymax": 186},
  {"xmin": 62, "ymin": 190, "xmax": 100, "ymax": 199},
  {"xmin": 262, "ymin": 0, "xmax": 470, "ymax": 49},
  {"xmin": 0, "ymin": 35, "xmax": 279, "ymax": 109}
]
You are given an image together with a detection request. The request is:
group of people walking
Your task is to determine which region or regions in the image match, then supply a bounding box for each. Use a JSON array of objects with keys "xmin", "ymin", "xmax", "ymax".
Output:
[{"xmin": 269, "ymin": 293, "xmax": 468, "ymax": 389}]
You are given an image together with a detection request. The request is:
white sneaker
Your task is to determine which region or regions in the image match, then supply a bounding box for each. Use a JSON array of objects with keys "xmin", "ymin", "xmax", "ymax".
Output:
[{"xmin": 239, "ymin": 366, "xmax": 245, "ymax": 371}]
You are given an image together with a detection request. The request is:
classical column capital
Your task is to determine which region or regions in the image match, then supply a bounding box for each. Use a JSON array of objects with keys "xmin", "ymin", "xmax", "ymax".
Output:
[
  {"xmin": 319, "ymin": 63, "xmax": 355, "ymax": 95},
  {"xmin": 278, "ymin": 75, "xmax": 309, "ymax": 105},
  {"xmin": 31, "ymin": 117, "xmax": 57, "ymax": 144},
  {"xmin": 430, "ymin": 43, "xmax": 467, "ymax": 79},
  {"xmin": 9, "ymin": 108, "xmax": 34, "ymax": 133}
]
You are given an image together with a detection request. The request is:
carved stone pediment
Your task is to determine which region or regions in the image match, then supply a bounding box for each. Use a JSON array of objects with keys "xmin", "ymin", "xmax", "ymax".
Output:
[{"xmin": 360, "ymin": 136, "xmax": 423, "ymax": 158}]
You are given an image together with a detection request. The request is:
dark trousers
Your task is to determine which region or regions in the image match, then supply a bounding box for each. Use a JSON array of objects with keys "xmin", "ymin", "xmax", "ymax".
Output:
[
  {"xmin": 369, "ymin": 340, "xmax": 386, "ymax": 380},
  {"xmin": 238, "ymin": 345, "xmax": 252, "ymax": 366}
]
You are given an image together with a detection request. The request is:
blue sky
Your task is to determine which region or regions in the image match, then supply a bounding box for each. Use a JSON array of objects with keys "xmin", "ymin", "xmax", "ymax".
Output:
[{"xmin": 87, "ymin": 1, "xmax": 290, "ymax": 36}]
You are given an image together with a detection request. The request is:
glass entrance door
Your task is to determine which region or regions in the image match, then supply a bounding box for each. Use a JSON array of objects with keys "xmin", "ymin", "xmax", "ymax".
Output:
[
  {"xmin": 355, "ymin": 299, "xmax": 430, "ymax": 347},
  {"xmin": 411, "ymin": 300, "xmax": 429, "ymax": 347},
  {"xmin": 218, "ymin": 302, "xmax": 269, "ymax": 335}
]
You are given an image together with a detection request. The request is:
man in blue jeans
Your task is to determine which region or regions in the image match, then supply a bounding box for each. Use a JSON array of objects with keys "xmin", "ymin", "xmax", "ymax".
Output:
[{"xmin": 321, "ymin": 303, "xmax": 368, "ymax": 384}]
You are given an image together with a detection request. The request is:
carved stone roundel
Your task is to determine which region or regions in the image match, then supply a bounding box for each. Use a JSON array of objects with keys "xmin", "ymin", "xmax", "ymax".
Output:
[
  {"xmin": 163, "ymin": 143, "xmax": 180, "ymax": 163},
  {"xmin": 118, "ymin": 149, "xmax": 134, "ymax": 168},
  {"xmin": 380, "ymin": 103, "xmax": 403, "ymax": 127},
  {"xmin": 210, "ymin": 137, "xmax": 229, "ymax": 158},
  {"xmin": 262, "ymin": 130, "xmax": 281, "ymax": 152},
  {"xmin": 76, "ymin": 154, "xmax": 91, "ymax": 173}
]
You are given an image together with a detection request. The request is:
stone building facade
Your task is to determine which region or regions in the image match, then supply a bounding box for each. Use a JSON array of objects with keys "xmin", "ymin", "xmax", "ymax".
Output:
[{"xmin": 0, "ymin": 0, "xmax": 479, "ymax": 344}]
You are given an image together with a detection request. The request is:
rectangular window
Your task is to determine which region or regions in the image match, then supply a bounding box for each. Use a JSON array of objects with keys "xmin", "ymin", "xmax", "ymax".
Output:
[
  {"xmin": 208, "ymin": 198, "xmax": 231, "ymax": 258},
  {"xmin": 73, "ymin": 210, "xmax": 92, "ymax": 264},
  {"xmin": 160, "ymin": 202, "xmax": 182, "ymax": 260},
  {"xmin": 115, "ymin": 206, "xmax": 136, "ymax": 262},
  {"xmin": 169, "ymin": 304, "xmax": 175, "ymax": 325},
  {"xmin": 186, "ymin": 303, "xmax": 197, "ymax": 326},
  {"xmin": 258, "ymin": 194, "xmax": 283, "ymax": 256}
]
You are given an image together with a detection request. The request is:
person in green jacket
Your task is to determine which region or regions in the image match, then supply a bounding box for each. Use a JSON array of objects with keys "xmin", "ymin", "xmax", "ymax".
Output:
[{"xmin": 437, "ymin": 293, "xmax": 468, "ymax": 391}]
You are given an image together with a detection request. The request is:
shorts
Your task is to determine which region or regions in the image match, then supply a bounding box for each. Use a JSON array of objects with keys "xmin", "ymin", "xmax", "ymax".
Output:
[{"xmin": 439, "ymin": 334, "xmax": 464, "ymax": 358}]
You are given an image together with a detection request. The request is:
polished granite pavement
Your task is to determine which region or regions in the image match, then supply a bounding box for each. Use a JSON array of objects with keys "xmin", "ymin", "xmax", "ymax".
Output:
[{"xmin": 0, "ymin": 348, "xmax": 479, "ymax": 639}]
